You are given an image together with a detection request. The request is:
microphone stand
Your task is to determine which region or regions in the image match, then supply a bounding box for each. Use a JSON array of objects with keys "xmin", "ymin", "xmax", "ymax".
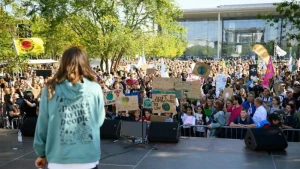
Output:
[{"xmin": 124, "ymin": 67, "xmax": 157, "ymax": 150}]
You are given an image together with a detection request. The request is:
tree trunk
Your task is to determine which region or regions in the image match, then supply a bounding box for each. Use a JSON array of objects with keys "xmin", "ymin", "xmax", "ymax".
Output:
[
  {"xmin": 110, "ymin": 57, "xmax": 115, "ymax": 73},
  {"xmin": 100, "ymin": 58, "xmax": 104, "ymax": 72},
  {"xmin": 105, "ymin": 58, "xmax": 109, "ymax": 73}
]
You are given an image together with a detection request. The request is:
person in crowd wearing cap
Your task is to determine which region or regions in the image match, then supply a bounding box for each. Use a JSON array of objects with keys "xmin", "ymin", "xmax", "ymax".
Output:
[
  {"xmin": 278, "ymin": 83, "xmax": 287, "ymax": 104},
  {"xmin": 282, "ymin": 88, "xmax": 296, "ymax": 108},
  {"xmin": 253, "ymin": 98, "xmax": 267, "ymax": 125},
  {"xmin": 268, "ymin": 113, "xmax": 282, "ymax": 127}
]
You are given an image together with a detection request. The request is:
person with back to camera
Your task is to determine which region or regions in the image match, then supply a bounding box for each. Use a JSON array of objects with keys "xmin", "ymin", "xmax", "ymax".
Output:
[
  {"xmin": 207, "ymin": 100, "xmax": 226, "ymax": 137},
  {"xmin": 33, "ymin": 47, "xmax": 105, "ymax": 169}
]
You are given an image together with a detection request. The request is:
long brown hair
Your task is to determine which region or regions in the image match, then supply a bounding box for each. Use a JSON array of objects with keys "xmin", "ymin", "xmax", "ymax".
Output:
[{"xmin": 47, "ymin": 47, "xmax": 96, "ymax": 99}]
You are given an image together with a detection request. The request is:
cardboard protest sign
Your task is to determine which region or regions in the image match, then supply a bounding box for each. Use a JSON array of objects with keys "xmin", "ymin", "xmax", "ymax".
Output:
[
  {"xmin": 249, "ymin": 64, "xmax": 258, "ymax": 81},
  {"xmin": 152, "ymin": 94, "xmax": 176, "ymax": 115},
  {"xmin": 140, "ymin": 64, "xmax": 149, "ymax": 70},
  {"xmin": 143, "ymin": 98, "xmax": 152, "ymax": 109},
  {"xmin": 116, "ymin": 95, "xmax": 139, "ymax": 112},
  {"xmin": 104, "ymin": 89, "xmax": 124, "ymax": 105},
  {"xmin": 152, "ymin": 90, "xmax": 182, "ymax": 98},
  {"xmin": 216, "ymin": 74, "xmax": 227, "ymax": 97},
  {"xmin": 31, "ymin": 88, "xmax": 41, "ymax": 99},
  {"xmin": 222, "ymin": 88, "xmax": 233, "ymax": 100},
  {"xmin": 117, "ymin": 66, "xmax": 127, "ymax": 71},
  {"xmin": 152, "ymin": 77, "xmax": 181, "ymax": 90},
  {"xmin": 146, "ymin": 68, "xmax": 156, "ymax": 75},
  {"xmin": 174, "ymin": 80, "xmax": 200, "ymax": 92},
  {"xmin": 192, "ymin": 63, "xmax": 211, "ymax": 78},
  {"xmin": 185, "ymin": 92, "xmax": 201, "ymax": 100},
  {"xmin": 252, "ymin": 44, "xmax": 270, "ymax": 64}
]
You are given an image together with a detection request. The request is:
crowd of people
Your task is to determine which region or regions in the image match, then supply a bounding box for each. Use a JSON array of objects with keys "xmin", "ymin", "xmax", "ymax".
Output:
[
  {"xmin": 1, "ymin": 57, "xmax": 300, "ymax": 140},
  {"xmin": 95, "ymin": 57, "xmax": 300, "ymax": 138}
]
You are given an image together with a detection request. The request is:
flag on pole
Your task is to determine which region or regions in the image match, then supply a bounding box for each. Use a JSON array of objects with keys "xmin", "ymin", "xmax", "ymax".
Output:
[
  {"xmin": 252, "ymin": 44, "xmax": 270, "ymax": 64},
  {"xmin": 288, "ymin": 56, "xmax": 296, "ymax": 73},
  {"xmin": 160, "ymin": 59, "xmax": 169, "ymax": 78},
  {"xmin": 275, "ymin": 45, "xmax": 287, "ymax": 57},
  {"xmin": 137, "ymin": 57, "xmax": 142, "ymax": 68},
  {"xmin": 262, "ymin": 57, "xmax": 274, "ymax": 88},
  {"xmin": 13, "ymin": 38, "xmax": 44, "ymax": 55}
]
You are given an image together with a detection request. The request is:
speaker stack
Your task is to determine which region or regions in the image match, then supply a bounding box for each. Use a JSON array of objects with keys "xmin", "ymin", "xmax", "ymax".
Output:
[
  {"xmin": 100, "ymin": 120, "xmax": 121, "ymax": 139},
  {"xmin": 244, "ymin": 128, "xmax": 288, "ymax": 151},
  {"xmin": 148, "ymin": 122, "xmax": 180, "ymax": 143}
]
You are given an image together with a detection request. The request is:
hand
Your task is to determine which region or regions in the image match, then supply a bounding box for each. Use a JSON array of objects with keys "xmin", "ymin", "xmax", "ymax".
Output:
[
  {"xmin": 207, "ymin": 125, "xmax": 211, "ymax": 129},
  {"xmin": 35, "ymin": 157, "xmax": 47, "ymax": 169}
]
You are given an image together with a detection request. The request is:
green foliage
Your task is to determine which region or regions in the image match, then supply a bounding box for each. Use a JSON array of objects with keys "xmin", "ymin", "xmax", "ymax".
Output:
[
  {"xmin": 23, "ymin": 0, "xmax": 187, "ymax": 71},
  {"xmin": 0, "ymin": 4, "xmax": 29, "ymax": 73},
  {"xmin": 258, "ymin": 0, "xmax": 300, "ymax": 47},
  {"xmin": 185, "ymin": 45, "xmax": 217, "ymax": 57}
]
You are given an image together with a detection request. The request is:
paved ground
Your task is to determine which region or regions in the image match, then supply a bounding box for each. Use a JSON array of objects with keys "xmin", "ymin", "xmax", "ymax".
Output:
[{"xmin": 0, "ymin": 129, "xmax": 299, "ymax": 169}]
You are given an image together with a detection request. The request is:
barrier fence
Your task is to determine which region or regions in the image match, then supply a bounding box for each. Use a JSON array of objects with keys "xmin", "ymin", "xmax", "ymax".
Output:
[{"xmin": 181, "ymin": 125, "xmax": 300, "ymax": 142}]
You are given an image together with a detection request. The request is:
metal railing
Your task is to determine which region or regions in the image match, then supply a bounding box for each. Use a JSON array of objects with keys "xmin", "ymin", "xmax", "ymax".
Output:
[
  {"xmin": 181, "ymin": 125, "xmax": 300, "ymax": 142},
  {"xmin": 282, "ymin": 129, "xmax": 300, "ymax": 142}
]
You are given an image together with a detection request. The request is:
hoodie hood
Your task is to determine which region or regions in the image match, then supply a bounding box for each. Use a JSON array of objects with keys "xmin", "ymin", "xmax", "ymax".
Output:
[{"xmin": 58, "ymin": 78, "xmax": 87, "ymax": 100}]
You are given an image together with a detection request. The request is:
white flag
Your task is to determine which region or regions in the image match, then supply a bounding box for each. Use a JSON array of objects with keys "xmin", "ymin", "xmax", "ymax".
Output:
[
  {"xmin": 288, "ymin": 56, "xmax": 294, "ymax": 72},
  {"xmin": 160, "ymin": 59, "xmax": 169, "ymax": 78},
  {"xmin": 141, "ymin": 56, "xmax": 147, "ymax": 65},
  {"xmin": 137, "ymin": 57, "xmax": 142, "ymax": 67},
  {"xmin": 275, "ymin": 45, "xmax": 287, "ymax": 57}
]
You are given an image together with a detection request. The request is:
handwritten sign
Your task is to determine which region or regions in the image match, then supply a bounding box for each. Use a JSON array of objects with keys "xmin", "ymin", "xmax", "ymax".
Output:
[
  {"xmin": 192, "ymin": 63, "xmax": 211, "ymax": 78},
  {"xmin": 222, "ymin": 88, "xmax": 233, "ymax": 100},
  {"xmin": 104, "ymin": 89, "xmax": 124, "ymax": 105},
  {"xmin": 152, "ymin": 94, "xmax": 176, "ymax": 114},
  {"xmin": 185, "ymin": 92, "xmax": 201, "ymax": 100},
  {"xmin": 174, "ymin": 80, "xmax": 200, "ymax": 92},
  {"xmin": 152, "ymin": 77, "xmax": 181, "ymax": 90},
  {"xmin": 143, "ymin": 98, "xmax": 152, "ymax": 109},
  {"xmin": 116, "ymin": 95, "xmax": 139, "ymax": 112},
  {"xmin": 117, "ymin": 66, "xmax": 127, "ymax": 71},
  {"xmin": 152, "ymin": 90, "xmax": 182, "ymax": 98},
  {"xmin": 216, "ymin": 74, "xmax": 227, "ymax": 97},
  {"xmin": 140, "ymin": 64, "xmax": 149, "ymax": 70},
  {"xmin": 146, "ymin": 68, "xmax": 156, "ymax": 75},
  {"xmin": 31, "ymin": 88, "xmax": 41, "ymax": 99}
]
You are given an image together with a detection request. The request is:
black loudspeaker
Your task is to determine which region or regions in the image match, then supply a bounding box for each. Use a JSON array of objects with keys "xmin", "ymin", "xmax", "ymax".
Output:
[
  {"xmin": 35, "ymin": 69, "xmax": 52, "ymax": 79},
  {"xmin": 100, "ymin": 120, "xmax": 121, "ymax": 139},
  {"xmin": 148, "ymin": 122, "xmax": 180, "ymax": 143},
  {"xmin": 21, "ymin": 117, "xmax": 38, "ymax": 137},
  {"xmin": 244, "ymin": 128, "xmax": 288, "ymax": 151}
]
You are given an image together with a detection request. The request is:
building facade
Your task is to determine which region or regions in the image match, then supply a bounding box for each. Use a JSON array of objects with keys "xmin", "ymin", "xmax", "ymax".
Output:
[{"xmin": 179, "ymin": 3, "xmax": 294, "ymax": 59}]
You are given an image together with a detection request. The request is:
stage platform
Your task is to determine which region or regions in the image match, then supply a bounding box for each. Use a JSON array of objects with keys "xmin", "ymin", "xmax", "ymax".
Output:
[{"xmin": 0, "ymin": 129, "xmax": 299, "ymax": 169}]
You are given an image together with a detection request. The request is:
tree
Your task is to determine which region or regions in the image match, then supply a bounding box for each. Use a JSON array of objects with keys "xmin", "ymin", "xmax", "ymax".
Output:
[
  {"xmin": 0, "ymin": 2, "xmax": 30, "ymax": 73},
  {"xmin": 30, "ymin": 14, "xmax": 82, "ymax": 60},
  {"xmin": 258, "ymin": 0, "xmax": 300, "ymax": 47},
  {"xmin": 23, "ymin": 0, "xmax": 187, "ymax": 72}
]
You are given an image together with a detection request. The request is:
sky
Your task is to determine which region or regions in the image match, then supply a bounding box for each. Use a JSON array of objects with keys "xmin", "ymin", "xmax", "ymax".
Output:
[{"xmin": 175, "ymin": 0, "xmax": 286, "ymax": 9}]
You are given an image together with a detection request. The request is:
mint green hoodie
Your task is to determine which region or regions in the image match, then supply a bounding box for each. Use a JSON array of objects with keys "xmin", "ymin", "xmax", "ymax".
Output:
[{"xmin": 33, "ymin": 78, "xmax": 105, "ymax": 164}]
